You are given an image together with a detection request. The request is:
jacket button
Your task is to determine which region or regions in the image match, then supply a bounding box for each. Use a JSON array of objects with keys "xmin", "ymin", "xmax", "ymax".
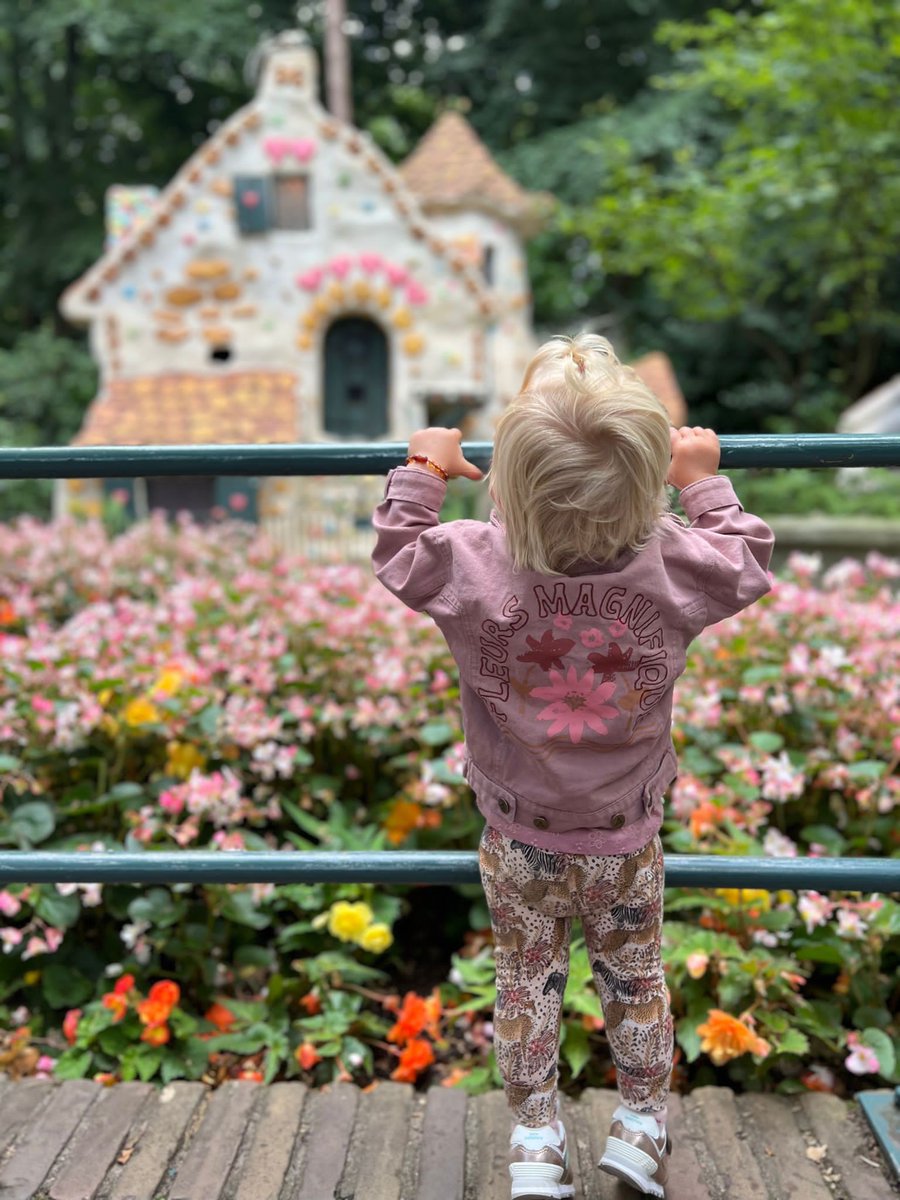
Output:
[
  {"xmin": 498, "ymin": 798, "xmax": 510, "ymax": 814},
  {"xmin": 611, "ymin": 813, "xmax": 626, "ymax": 829},
  {"xmin": 533, "ymin": 816, "xmax": 549, "ymax": 830}
]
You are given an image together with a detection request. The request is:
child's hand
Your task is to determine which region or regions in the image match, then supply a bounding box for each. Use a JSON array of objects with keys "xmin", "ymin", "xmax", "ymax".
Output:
[
  {"xmin": 667, "ymin": 426, "xmax": 720, "ymax": 490},
  {"xmin": 407, "ymin": 428, "xmax": 484, "ymax": 481}
]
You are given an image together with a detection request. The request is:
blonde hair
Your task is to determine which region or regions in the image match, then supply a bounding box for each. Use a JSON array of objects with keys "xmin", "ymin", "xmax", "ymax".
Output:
[{"xmin": 488, "ymin": 333, "xmax": 672, "ymax": 574}]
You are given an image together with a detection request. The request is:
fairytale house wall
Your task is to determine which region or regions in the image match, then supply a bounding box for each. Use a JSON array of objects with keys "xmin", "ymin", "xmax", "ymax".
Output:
[{"xmin": 58, "ymin": 32, "xmax": 549, "ymax": 557}]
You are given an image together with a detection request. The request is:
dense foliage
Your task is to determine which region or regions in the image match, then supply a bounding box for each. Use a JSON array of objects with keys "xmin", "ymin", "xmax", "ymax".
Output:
[
  {"xmin": 2, "ymin": 1, "xmax": 899, "ymax": 516},
  {"xmin": 0, "ymin": 517, "xmax": 897, "ymax": 1097}
]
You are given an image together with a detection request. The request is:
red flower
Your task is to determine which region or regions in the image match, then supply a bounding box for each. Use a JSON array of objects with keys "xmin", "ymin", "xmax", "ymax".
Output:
[
  {"xmin": 102, "ymin": 992, "xmax": 128, "ymax": 1022},
  {"xmin": 113, "ymin": 973, "xmax": 136, "ymax": 996},
  {"xmin": 299, "ymin": 991, "xmax": 321, "ymax": 1015},
  {"xmin": 148, "ymin": 980, "xmax": 180, "ymax": 1010},
  {"xmin": 137, "ymin": 998, "xmax": 171, "ymax": 1027},
  {"xmin": 62, "ymin": 1009, "xmax": 82, "ymax": 1044},
  {"xmin": 204, "ymin": 1002, "xmax": 236, "ymax": 1032},
  {"xmin": 140, "ymin": 1022, "xmax": 171, "ymax": 1046},
  {"xmin": 296, "ymin": 1042, "xmax": 321, "ymax": 1071},
  {"xmin": 390, "ymin": 1037, "xmax": 434, "ymax": 1083}
]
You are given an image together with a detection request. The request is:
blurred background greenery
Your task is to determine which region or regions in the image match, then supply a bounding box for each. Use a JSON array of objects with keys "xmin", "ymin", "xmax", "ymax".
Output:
[{"xmin": 1, "ymin": 0, "xmax": 898, "ymax": 519}]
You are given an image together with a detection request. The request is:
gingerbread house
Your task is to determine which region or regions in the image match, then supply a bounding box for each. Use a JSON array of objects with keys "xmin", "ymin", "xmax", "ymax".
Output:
[{"xmin": 58, "ymin": 31, "xmax": 550, "ymax": 555}]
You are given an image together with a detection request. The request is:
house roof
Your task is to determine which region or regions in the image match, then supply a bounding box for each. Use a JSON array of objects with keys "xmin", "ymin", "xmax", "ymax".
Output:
[
  {"xmin": 73, "ymin": 371, "xmax": 300, "ymax": 446},
  {"xmin": 838, "ymin": 374, "xmax": 900, "ymax": 434},
  {"xmin": 400, "ymin": 111, "xmax": 552, "ymax": 234},
  {"xmin": 631, "ymin": 352, "xmax": 687, "ymax": 426}
]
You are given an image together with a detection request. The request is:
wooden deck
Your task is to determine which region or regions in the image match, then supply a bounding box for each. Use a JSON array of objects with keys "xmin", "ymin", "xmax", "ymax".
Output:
[{"xmin": 0, "ymin": 1077, "xmax": 896, "ymax": 1200}]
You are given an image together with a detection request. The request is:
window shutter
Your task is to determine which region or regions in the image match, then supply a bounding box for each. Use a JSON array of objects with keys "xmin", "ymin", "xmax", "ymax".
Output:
[{"xmin": 234, "ymin": 175, "xmax": 271, "ymax": 235}]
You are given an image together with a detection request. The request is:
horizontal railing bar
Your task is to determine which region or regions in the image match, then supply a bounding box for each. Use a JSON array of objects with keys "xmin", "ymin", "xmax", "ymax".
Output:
[
  {"xmin": 0, "ymin": 852, "xmax": 897, "ymax": 890},
  {"xmin": 0, "ymin": 436, "xmax": 899, "ymax": 479}
]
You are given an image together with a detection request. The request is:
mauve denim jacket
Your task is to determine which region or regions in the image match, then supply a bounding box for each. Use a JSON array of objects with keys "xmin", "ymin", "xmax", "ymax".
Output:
[{"xmin": 372, "ymin": 467, "xmax": 774, "ymax": 855}]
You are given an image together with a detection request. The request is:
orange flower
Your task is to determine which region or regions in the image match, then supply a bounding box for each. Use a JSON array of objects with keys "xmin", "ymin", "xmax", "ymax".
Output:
[
  {"xmin": 391, "ymin": 1037, "xmax": 435, "ymax": 1083},
  {"xmin": 137, "ymin": 997, "xmax": 172, "ymax": 1027},
  {"xmin": 422, "ymin": 988, "xmax": 442, "ymax": 1039},
  {"xmin": 102, "ymin": 993, "xmax": 128, "ymax": 1022},
  {"xmin": 113, "ymin": 974, "xmax": 136, "ymax": 996},
  {"xmin": 299, "ymin": 991, "xmax": 321, "ymax": 1015},
  {"xmin": 204, "ymin": 1002, "xmax": 236, "ymax": 1032},
  {"xmin": 387, "ymin": 992, "xmax": 428, "ymax": 1045},
  {"xmin": 383, "ymin": 799, "xmax": 422, "ymax": 845},
  {"xmin": 238, "ymin": 1068, "xmax": 264, "ymax": 1082},
  {"xmin": 690, "ymin": 801, "xmax": 722, "ymax": 839},
  {"xmin": 94, "ymin": 1072, "xmax": 119, "ymax": 1087},
  {"xmin": 696, "ymin": 1010, "xmax": 771, "ymax": 1066},
  {"xmin": 140, "ymin": 1022, "xmax": 171, "ymax": 1046},
  {"xmin": 62, "ymin": 1009, "xmax": 82, "ymax": 1044},
  {"xmin": 148, "ymin": 980, "xmax": 180, "ymax": 1010},
  {"xmin": 296, "ymin": 1041, "xmax": 321, "ymax": 1071},
  {"xmin": 0, "ymin": 599, "xmax": 16, "ymax": 626}
]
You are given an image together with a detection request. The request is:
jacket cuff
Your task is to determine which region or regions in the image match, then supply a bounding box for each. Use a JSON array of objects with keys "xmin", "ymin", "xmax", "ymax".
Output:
[
  {"xmin": 383, "ymin": 464, "xmax": 448, "ymax": 512},
  {"xmin": 679, "ymin": 475, "xmax": 742, "ymax": 521}
]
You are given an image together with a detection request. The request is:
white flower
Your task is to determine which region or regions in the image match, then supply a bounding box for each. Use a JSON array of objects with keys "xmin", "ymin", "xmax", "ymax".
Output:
[
  {"xmin": 763, "ymin": 828, "xmax": 797, "ymax": 858},
  {"xmin": 845, "ymin": 1042, "xmax": 880, "ymax": 1076},
  {"xmin": 836, "ymin": 909, "xmax": 866, "ymax": 939},
  {"xmin": 797, "ymin": 891, "xmax": 832, "ymax": 934}
]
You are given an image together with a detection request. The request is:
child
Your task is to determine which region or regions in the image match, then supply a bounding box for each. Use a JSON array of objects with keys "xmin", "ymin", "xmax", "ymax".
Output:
[{"xmin": 372, "ymin": 334, "xmax": 774, "ymax": 1199}]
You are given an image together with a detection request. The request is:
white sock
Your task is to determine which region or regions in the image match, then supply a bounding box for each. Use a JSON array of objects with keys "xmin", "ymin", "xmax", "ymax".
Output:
[
  {"xmin": 511, "ymin": 1121, "xmax": 564, "ymax": 1149},
  {"xmin": 613, "ymin": 1105, "xmax": 666, "ymax": 1138}
]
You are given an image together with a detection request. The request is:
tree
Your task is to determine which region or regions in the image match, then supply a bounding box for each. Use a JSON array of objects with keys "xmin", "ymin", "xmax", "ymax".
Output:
[{"xmin": 571, "ymin": 0, "xmax": 900, "ymax": 429}]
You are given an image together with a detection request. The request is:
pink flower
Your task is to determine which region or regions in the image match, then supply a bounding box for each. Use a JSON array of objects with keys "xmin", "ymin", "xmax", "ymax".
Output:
[
  {"xmin": 845, "ymin": 1033, "xmax": 881, "ymax": 1076},
  {"xmin": 31, "ymin": 695, "xmax": 54, "ymax": 714},
  {"xmin": 686, "ymin": 952, "xmax": 708, "ymax": 979},
  {"xmin": 797, "ymin": 891, "xmax": 833, "ymax": 933},
  {"xmin": 580, "ymin": 627, "xmax": 605, "ymax": 648},
  {"xmin": 553, "ymin": 614, "xmax": 573, "ymax": 631},
  {"xmin": 608, "ymin": 621, "xmax": 628, "ymax": 638},
  {"xmin": 0, "ymin": 891, "xmax": 21, "ymax": 917},
  {"xmin": 159, "ymin": 789, "xmax": 185, "ymax": 815},
  {"xmin": 530, "ymin": 668, "xmax": 618, "ymax": 744}
]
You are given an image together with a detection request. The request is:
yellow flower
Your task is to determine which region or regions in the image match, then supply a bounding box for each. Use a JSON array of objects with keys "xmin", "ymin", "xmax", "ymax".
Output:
[
  {"xmin": 153, "ymin": 668, "xmax": 184, "ymax": 697},
  {"xmin": 123, "ymin": 698, "xmax": 161, "ymax": 727},
  {"xmin": 23, "ymin": 970, "xmax": 41, "ymax": 987},
  {"xmin": 165, "ymin": 741, "xmax": 207, "ymax": 779},
  {"xmin": 98, "ymin": 689, "xmax": 114, "ymax": 708},
  {"xmin": 100, "ymin": 714, "xmax": 120, "ymax": 738},
  {"xmin": 327, "ymin": 901, "xmax": 373, "ymax": 943},
  {"xmin": 358, "ymin": 923, "xmax": 393, "ymax": 953},
  {"xmin": 715, "ymin": 888, "xmax": 771, "ymax": 912}
]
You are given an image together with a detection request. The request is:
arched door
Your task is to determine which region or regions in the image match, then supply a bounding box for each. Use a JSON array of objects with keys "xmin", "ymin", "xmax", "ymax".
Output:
[{"xmin": 324, "ymin": 317, "xmax": 389, "ymax": 437}]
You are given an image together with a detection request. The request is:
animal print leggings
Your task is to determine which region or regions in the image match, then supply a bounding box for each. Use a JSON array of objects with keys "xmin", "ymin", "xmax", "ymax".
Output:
[{"xmin": 478, "ymin": 824, "xmax": 673, "ymax": 1128}]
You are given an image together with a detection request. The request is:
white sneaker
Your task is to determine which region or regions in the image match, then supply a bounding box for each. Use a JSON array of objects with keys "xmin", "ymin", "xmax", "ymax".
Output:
[
  {"xmin": 508, "ymin": 1118, "xmax": 575, "ymax": 1199},
  {"xmin": 599, "ymin": 1106, "xmax": 671, "ymax": 1198}
]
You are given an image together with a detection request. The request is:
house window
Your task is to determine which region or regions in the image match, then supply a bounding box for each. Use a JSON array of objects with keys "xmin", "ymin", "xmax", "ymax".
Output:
[{"xmin": 274, "ymin": 175, "xmax": 310, "ymax": 230}]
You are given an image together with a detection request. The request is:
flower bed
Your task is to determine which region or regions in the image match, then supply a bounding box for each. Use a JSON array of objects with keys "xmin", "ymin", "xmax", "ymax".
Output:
[{"xmin": 0, "ymin": 516, "xmax": 897, "ymax": 1100}]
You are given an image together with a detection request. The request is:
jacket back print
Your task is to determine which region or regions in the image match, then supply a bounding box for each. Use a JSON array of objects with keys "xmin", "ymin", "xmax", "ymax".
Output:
[{"xmin": 373, "ymin": 467, "xmax": 775, "ymax": 856}]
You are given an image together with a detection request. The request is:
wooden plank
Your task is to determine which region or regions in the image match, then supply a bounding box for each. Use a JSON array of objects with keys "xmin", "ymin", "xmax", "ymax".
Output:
[
  {"xmin": 0, "ymin": 1079, "xmax": 53, "ymax": 1157},
  {"xmin": 685, "ymin": 1086, "xmax": 770, "ymax": 1200},
  {"xmin": 574, "ymin": 1088, "xmax": 619, "ymax": 1199},
  {"xmin": 347, "ymin": 1081, "xmax": 414, "ymax": 1200},
  {"xmin": 665, "ymin": 1092, "xmax": 717, "ymax": 1200},
  {"xmin": 48, "ymin": 1083, "xmax": 152, "ymax": 1200},
  {"xmin": 231, "ymin": 1083, "xmax": 307, "ymax": 1200},
  {"xmin": 168, "ymin": 1080, "xmax": 259, "ymax": 1200},
  {"xmin": 735, "ymin": 1093, "xmax": 832, "ymax": 1200},
  {"xmin": 0, "ymin": 1079, "xmax": 97, "ymax": 1200},
  {"xmin": 293, "ymin": 1082, "xmax": 359, "ymax": 1200},
  {"xmin": 800, "ymin": 1092, "xmax": 897, "ymax": 1200},
  {"xmin": 415, "ymin": 1086, "xmax": 467, "ymax": 1200},
  {"xmin": 468, "ymin": 1089, "xmax": 517, "ymax": 1200},
  {"xmin": 105, "ymin": 1081, "xmax": 205, "ymax": 1200}
]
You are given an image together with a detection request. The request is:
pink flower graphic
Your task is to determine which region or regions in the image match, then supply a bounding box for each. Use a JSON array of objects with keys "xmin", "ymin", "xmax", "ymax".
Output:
[
  {"xmin": 580, "ymin": 627, "xmax": 605, "ymax": 648},
  {"xmin": 530, "ymin": 668, "xmax": 618, "ymax": 744},
  {"xmin": 553, "ymin": 614, "xmax": 573, "ymax": 631},
  {"xmin": 608, "ymin": 620, "xmax": 628, "ymax": 638}
]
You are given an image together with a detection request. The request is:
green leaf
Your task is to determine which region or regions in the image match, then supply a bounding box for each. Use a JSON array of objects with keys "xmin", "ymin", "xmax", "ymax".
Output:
[
  {"xmin": 418, "ymin": 721, "xmax": 455, "ymax": 747},
  {"xmin": 41, "ymin": 963, "xmax": 94, "ymax": 1008},
  {"xmin": 859, "ymin": 1028, "xmax": 896, "ymax": 1079},
  {"xmin": 775, "ymin": 1029, "xmax": 809, "ymax": 1057},
  {"xmin": 748, "ymin": 731, "xmax": 784, "ymax": 753},
  {"xmin": 136, "ymin": 1047, "xmax": 163, "ymax": 1082},
  {"xmin": 34, "ymin": 888, "xmax": 82, "ymax": 930},
  {"xmin": 218, "ymin": 890, "xmax": 271, "ymax": 930},
  {"xmin": 8, "ymin": 801, "xmax": 56, "ymax": 846},
  {"xmin": 52, "ymin": 1049, "xmax": 92, "ymax": 1079},
  {"xmin": 561, "ymin": 1021, "xmax": 591, "ymax": 1079}
]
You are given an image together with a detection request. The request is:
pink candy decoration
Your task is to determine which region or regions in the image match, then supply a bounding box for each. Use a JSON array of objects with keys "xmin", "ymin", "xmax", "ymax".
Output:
[
  {"xmin": 330, "ymin": 255, "xmax": 352, "ymax": 278},
  {"xmin": 296, "ymin": 268, "xmax": 323, "ymax": 290},
  {"xmin": 263, "ymin": 136, "xmax": 317, "ymax": 164},
  {"xmin": 405, "ymin": 282, "xmax": 429, "ymax": 306},
  {"xmin": 386, "ymin": 264, "xmax": 408, "ymax": 286},
  {"xmin": 359, "ymin": 253, "xmax": 384, "ymax": 274}
]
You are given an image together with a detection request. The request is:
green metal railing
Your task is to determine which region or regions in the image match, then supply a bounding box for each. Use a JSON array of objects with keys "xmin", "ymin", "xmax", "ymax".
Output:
[{"xmin": 0, "ymin": 434, "xmax": 898, "ymax": 892}]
